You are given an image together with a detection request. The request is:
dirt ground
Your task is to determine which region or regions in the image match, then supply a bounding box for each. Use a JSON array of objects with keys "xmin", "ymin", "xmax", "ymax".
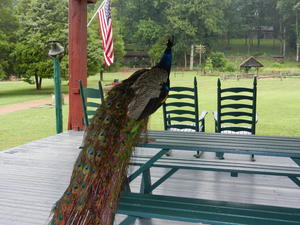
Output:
[{"xmin": 0, "ymin": 95, "xmax": 68, "ymax": 115}]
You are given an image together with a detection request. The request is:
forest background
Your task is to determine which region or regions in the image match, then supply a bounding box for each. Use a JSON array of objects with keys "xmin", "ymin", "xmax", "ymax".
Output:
[{"xmin": 1, "ymin": 0, "xmax": 300, "ymax": 87}]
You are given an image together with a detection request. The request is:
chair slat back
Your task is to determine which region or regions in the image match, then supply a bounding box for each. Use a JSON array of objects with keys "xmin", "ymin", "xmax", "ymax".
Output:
[
  {"xmin": 79, "ymin": 80, "xmax": 104, "ymax": 127},
  {"xmin": 216, "ymin": 77, "xmax": 257, "ymax": 134},
  {"xmin": 163, "ymin": 77, "xmax": 200, "ymax": 132}
]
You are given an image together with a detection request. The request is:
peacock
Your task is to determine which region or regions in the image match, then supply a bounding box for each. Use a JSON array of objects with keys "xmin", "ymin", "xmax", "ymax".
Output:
[{"xmin": 49, "ymin": 37, "xmax": 174, "ymax": 225}]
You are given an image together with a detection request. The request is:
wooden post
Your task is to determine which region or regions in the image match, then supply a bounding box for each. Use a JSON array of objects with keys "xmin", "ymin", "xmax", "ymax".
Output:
[
  {"xmin": 68, "ymin": 0, "xmax": 95, "ymax": 130},
  {"xmin": 199, "ymin": 50, "xmax": 202, "ymax": 66}
]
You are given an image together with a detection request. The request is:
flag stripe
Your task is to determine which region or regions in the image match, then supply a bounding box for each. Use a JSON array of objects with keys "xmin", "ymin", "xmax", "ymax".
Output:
[{"xmin": 97, "ymin": 0, "xmax": 114, "ymax": 67}]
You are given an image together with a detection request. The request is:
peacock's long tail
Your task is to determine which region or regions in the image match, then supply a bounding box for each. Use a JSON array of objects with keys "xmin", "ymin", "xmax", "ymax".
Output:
[{"xmin": 49, "ymin": 83, "xmax": 148, "ymax": 225}]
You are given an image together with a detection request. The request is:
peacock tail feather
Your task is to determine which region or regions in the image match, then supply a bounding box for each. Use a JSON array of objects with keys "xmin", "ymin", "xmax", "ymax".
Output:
[
  {"xmin": 49, "ymin": 83, "xmax": 148, "ymax": 225},
  {"xmin": 49, "ymin": 37, "xmax": 174, "ymax": 225}
]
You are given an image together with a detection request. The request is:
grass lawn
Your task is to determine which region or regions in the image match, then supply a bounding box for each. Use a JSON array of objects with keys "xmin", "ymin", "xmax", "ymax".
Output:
[
  {"xmin": 0, "ymin": 79, "xmax": 70, "ymax": 107},
  {"xmin": 1, "ymin": 71, "xmax": 300, "ymax": 150},
  {"xmin": 0, "ymin": 105, "xmax": 69, "ymax": 150}
]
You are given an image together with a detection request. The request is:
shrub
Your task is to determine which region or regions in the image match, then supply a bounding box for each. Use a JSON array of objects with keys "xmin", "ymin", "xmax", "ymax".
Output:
[
  {"xmin": 204, "ymin": 57, "xmax": 213, "ymax": 73},
  {"xmin": 223, "ymin": 62, "xmax": 236, "ymax": 72},
  {"xmin": 271, "ymin": 62, "xmax": 283, "ymax": 69},
  {"xmin": 210, "ymin": 52, "xmax": 227, "ymax": 69}
]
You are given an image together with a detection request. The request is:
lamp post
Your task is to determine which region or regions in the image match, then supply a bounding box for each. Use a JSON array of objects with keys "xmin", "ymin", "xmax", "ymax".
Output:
[{"xmin": 48, "ymin": 41, "xmax": 64, "ymax": 134}]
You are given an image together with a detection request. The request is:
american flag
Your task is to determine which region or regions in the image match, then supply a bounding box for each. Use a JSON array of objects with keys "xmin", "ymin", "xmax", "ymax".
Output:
[{"xmin": 98, "ymin": 0, "xmax": 114, "ymax": 66}]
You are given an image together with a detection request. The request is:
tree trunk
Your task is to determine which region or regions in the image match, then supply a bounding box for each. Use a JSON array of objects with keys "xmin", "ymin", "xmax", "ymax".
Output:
[
  {"xmin": 39, "ymin": 77, "xmax": 42, "ymax": 90},
  {"xmin": 283, "ymin": 26, "xmax": 286, "ymax": 57},
  {"xmin": 189, "ymin": 44, "xmax": 194, "ymax": 71},
  {"xmin": 247, "ymin": 33, "xmax": 250, "ymax": 55},
  {"xmin": 34, "ymin": 75, "xmax": 42, "ymax": 90},
  {"xmin": 184, "ymin": 52, "xmax": 187, "ymax": 69},
  {"xmin": 296, "ymin": 11, "xmax": 299, "ymax": 62},
  {"xmin": 100, "ymin": 70, "xmax": 103, "ymax": 81},
  {"xmin": 257, "ymin": 34, "xmax": 260, "ymax": 48},
  {"xmin": 297, "ymin": 44, "xmax": 299, "ymax": 62},
  {"xmin": 226, "ymin": 32, "xmax": 230, "ymax": 47}
]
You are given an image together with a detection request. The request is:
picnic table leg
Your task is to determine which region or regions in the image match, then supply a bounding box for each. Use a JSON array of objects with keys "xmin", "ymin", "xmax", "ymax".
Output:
[
  {"xmin": 140, "ymin": 169, "xmax": 152, "ymax": 194},
  {"xmin": 289, "ymin": 177, "xmax": 300, "ymax": 187},
  {"xmin": 216, "ymin": 152, "xmax": 225, "ymax": 160},
  {"xmin": 292, "ymin": 157, "xmax": 300, "ymax": 166},
  {"xmin": 123, "ymin": 178, "xmax": 131, "ymax": 192},
  {"xmin": 128, "ymin": 149, "xmax": 169, "ymax": 182},
  {"xmin": 290, "ymin": 158, "xmax": 300, "ymax": 187}
]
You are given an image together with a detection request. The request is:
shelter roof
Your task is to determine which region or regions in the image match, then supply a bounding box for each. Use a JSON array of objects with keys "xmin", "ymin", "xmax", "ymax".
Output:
[{"xmin": 240, "ymin": 56, "xmax": 264, "ymax": 68}]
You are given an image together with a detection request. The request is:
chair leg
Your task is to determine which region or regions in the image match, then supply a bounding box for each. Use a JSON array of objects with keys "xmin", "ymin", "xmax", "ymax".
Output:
[
  {"xmin": 193, "ymin": 151, "xmax": 203, "ymax": 158},
  {"xmin": 166, "ymin": 150, "xmax": 172, "ymax": 156},
  {"xmin": 250, "ymin": 154, "xmax": 255, "ymax": 162},
  {"xmin": 216, "ymin": 152, "xmax": 225, "ymax": 160},
  {"xmin": 79, "ymin": 130, "xmax": 87, "ymax": 149},
  {"xmin": 119, "ymin": 216, "xmax": 137, "ymax": 225}
]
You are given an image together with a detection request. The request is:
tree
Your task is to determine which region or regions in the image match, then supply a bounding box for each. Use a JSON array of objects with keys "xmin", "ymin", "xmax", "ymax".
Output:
[
  {"xmin": 166, "ymin": 0, "xmax": 230, "ymax": 64},
  {"xmin": 223, "ymin": 0, "xmax": 244, "ymax": 46},
  {"xmin": 277, "ymin": 0, "xmax": 300, "ymax": 60},
  {"xmin": 13, "ymin": 0, "xmax": 68, "ymax": 89},
  {"xmin": 0, "ymin": 0, "xmax": 19, "ymax": 79},
  {"xmin": 114, "ymin": 0, "xmax": 169, "ymax": 47},
  {"xmin": 113, "ymin": 0, "xmax": 231, "ymax": 66},
  {"xmin": 87, "ymin": 22, "xmax": 104, "ymax": 79},
  {"xmin": 294, "ymin": 2, "xmax": 300, "ymax": 61},
  {"xmin": 133, "ymin": 19, "xmax": 163, "ymax": 48}
]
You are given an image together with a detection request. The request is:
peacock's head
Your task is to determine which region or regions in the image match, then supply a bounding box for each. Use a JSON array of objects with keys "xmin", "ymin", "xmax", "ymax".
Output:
[
  {"xmin": 156, "ymin": 36, "xmax": 174, "ymax": 72},
  {"xmin": 166, "ymin": 36, "xmax": 175, "ymax": 49}
]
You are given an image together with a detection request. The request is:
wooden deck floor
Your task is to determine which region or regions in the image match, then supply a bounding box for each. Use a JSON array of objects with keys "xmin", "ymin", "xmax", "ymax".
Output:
[{"xmin": 0, "ymin": 131, "xmax": 299, "ymax": 225}]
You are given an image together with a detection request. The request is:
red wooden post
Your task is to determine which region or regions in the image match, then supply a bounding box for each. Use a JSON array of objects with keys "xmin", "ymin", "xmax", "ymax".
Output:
[{"xmin": 68, "ymin": 0, "xmax": 96, "ymax": 131}]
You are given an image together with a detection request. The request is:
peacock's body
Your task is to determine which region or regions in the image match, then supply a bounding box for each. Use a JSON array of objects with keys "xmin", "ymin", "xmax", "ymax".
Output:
[{"xmin": 49, "ymin": 38, "xmax": 174, "ymax": 225}]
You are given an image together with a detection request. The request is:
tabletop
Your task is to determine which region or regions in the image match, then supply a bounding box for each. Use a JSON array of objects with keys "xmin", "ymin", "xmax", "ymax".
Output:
[{"xmin": 137, "ymin": 130, "xmax": 300, "ymax": 159}]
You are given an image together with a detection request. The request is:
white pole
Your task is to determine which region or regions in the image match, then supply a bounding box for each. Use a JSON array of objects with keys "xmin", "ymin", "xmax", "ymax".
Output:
[
  {"xmin": 190, "ymin": 44, "xmax": 194, "ymax": 71},
  {"xmin": 87, "ymin": 0, "xmax": 106, "ymax": 27}
]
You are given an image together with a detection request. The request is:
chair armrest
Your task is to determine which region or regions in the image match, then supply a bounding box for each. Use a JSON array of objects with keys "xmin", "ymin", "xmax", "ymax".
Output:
[
  {"xmin": 213, "ymin": 111, "xmax": 218, "ymax": 121},
  {"xmin": 199, "ymin": 111, "xmax": 208, "ymax": 121}
]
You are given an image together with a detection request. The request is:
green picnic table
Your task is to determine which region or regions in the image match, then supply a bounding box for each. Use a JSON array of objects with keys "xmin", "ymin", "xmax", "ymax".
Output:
[{"xmin": 117, "ymin": 130, "xmax": 300, "ymax": 225}]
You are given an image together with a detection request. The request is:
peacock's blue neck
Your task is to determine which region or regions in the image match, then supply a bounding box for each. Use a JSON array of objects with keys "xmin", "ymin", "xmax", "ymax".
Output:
[{"xmin": 157, "ymin": 48, "xmax": 172, "ymax": 74}]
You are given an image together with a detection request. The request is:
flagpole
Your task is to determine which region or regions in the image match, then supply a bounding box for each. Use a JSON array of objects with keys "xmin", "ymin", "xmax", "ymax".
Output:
[{"xmin": 87, "ymin": 0, "xmax": 106, "ymax": 27}]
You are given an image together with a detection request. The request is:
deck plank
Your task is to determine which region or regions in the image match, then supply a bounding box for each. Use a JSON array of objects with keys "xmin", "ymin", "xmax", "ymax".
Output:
[{"xmin": 0, "ymin": 131, "xmax": 299, "ymax": 225}]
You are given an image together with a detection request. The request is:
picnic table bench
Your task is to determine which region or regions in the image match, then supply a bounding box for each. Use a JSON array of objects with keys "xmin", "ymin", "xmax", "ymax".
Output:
[{"xmin": 117, "ymin": 130, "xmax": 300, "ymax": 225}]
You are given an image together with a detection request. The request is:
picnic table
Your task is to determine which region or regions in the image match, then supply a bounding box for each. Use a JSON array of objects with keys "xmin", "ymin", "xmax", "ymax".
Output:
[{"xmin": 118, "ymin": 130, "xmax": 300, "ymax": 225}]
